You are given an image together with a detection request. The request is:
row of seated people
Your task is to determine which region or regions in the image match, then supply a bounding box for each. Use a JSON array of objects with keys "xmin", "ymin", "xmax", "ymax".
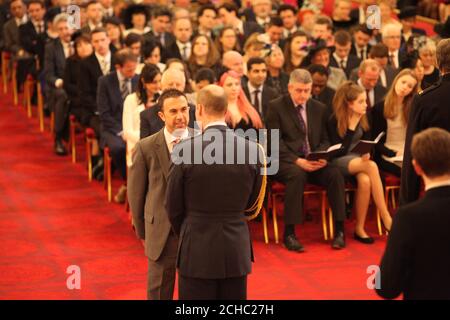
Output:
[{"xmin": 2, "ymin": 0, "xmax": 443, "ymax": 251}]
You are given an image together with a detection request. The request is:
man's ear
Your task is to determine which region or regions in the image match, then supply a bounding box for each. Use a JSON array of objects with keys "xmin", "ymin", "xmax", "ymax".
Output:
[
  {"xmin": 412, "ymin": 159, "xmax": 424, "ymax": 177},
  {"xmin": 158, "ymin": 110, "xmax": 165, "ymax": 123}
]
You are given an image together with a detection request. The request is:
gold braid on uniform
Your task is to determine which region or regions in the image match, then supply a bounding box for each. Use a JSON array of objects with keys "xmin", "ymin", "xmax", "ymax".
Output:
[{"xmin": 245, "ymin": 143, "xmax": 267, "ymax": 221}]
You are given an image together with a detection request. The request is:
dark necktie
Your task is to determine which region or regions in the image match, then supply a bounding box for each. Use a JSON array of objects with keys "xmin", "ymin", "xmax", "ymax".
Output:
[
  {"xmin": 340, "ymin": 59, "xmax": 345, "ymax": 70},
  {"xmin": 366, "ymin": 89, "xmax": 372, "ymax": 109},
  {"xmin": 296, "ymin": 104, "xmax": 310, "ymax": 157},
  {"xmin": 360, "ymin": 49, "xmax": 364, "ymax": 60},
  {"xmin": 389, "ymin": 54, "xmax": 396, "ymax": 68},
  {"xmin": 121, "ymin": 79, "xmax": 131, "ymax": 100},
  {"xmin": 181, "ymin": 44, "xmax": 187, "ymax": 60},
  {"xmin": 253, "ymin": 89, "xmax": 261, "ymax": 114}
]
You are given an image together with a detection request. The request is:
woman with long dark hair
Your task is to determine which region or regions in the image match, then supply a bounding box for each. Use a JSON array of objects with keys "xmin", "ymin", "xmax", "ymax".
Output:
[
  {"xmin": 188, "ymin": 34, "xmax": 221, "ymax": 78},
  {"xmin": 122, "ymin": 64, "xmax": 161, "ymax": 166}
]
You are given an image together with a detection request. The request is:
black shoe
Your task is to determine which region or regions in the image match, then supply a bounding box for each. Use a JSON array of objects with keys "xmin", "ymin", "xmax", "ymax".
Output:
[
  {"xmin": 94, "ymin": 171, "xmax": 104, "ymax": 182},
  {"xmin": 332, "ymin": 231, "xmax": 346, "ymax": 249},
  {"xmin": 283, "ymin": 234, "xmax": 305, "ymax": 252},
  {"xmin": 92, "ymin": 157, "xmax": 104, "ymax": 178},
  {"xmin": 54, "ymin": 139, "xmax": 67, "ymax": 156},
  {"xmin": 353, "ymin": 232, "xmax": 375, "ymax": 244}
]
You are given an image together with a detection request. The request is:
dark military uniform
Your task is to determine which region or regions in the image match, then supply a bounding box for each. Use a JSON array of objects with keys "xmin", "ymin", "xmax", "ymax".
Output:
[{"xmin": 400, "ymin": 73, "xmax": 450, "ymax": 205}]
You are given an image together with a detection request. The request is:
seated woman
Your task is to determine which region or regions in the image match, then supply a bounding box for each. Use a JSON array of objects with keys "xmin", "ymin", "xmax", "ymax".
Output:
[
  {"xmin": 123, "ymin": 4, "xmax": 151, "ymax": 37},
  {"xmin": 141, "ymin": 39, "xmax": 166, "ymax": 73},
  {"xmin": 122, "ymin": 64, "xmax": 161, "ymax": 167},
  {"xmin": 372, "ymin": 69, "xmax": 418, "ymax": 177},
  {"xmin": 401, "ymin": 55, "xmax": 424, "ymax": 91},
  {"xmin": 188, "ymin": 34, "xmax": 221, "ymax": 79},
  {"xmin": 327, "ymin": 81, "xmax": 393, "ymax": 243},
  {"xmin": 283, "ymin": 30, "xmax": 309, "ymax": 74},
  {"xmin": 264, "ymin": 44, "xmax": 289, "ymax": 95},
  {"xmin": 215, "ymin": 26, "xmax": 241, "ymax": 56},
  {"xmin": 218, "ymin": 70, "xmax": 263, "ymax": 132},
  {"xmin": 418, "ymin": 39, "xmax": 440, "ymax": 89},
  {"xmin": 242, "ymin": 33, "xmax": 266, "ymax": 75},
  {"xmin": 105, "ymin": 17, "xmax": 123, "ymax": 51}
]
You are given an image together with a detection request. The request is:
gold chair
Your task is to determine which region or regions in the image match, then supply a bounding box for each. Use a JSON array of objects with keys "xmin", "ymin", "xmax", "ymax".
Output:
[
  {"xmin": 103, "ymin": 147, "xmax": 112, "ymax": 202},
  {"xmin": 2, "ymin": 51, "xmax": 11, "ymax": 94},
  {"xmin": 11, "ymin": 61, "xmax": 18, "ymax": 106},
  {"xmin": 85, "ymin": 128, "xmax": 96, "ymax": 181}
]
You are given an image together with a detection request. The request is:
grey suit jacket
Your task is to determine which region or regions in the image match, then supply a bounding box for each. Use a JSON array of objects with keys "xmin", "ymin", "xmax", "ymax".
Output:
[
  {"xmin": 327, "ymin": 66, "xmax": 347, "ymax": 91},
  {"xmin": 128, "ymin": 127, "xmax": 195, "ymax": 261},
  {"xmin": 3, "ymin": 18, "xmax": 21, "ymax": 54}
]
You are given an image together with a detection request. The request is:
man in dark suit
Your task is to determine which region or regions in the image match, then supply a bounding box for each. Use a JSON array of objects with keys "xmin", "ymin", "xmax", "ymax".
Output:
[
  {"xmin": 349, "ymin": 24, "xmax": 372, "ymax": 61},
  {"xmin": 243, "ymin": 0, "xmax": 272, "ymax": 28},
  {"xmin": 19, "ymin": 0, "xmax": 47, "ymax": 69},
  {"xmin": 129, "ymin": 88, "xmax": 194, "ymax": 300},
  {"xmin": 265, "ymin": 69, "xmax": 347, "ymax": 252},
  {"xmin": 382, "ymin": 23, "xmax": 407, "ymax": 71},
  {"xmin": 143, "ymin": 6, "xmax": 175, "ymax": 63},
  {"xmin": 79, "ymin": 27, "xmax": 115, "ymax": 180},
  {"xmin": 218, "ymin": 3, "xmax": 264, "ymax": 49},
  {"xmin": 165, "ymin": 17, "xmax": 192, "ymax": 62},
  {"xmin": 193, "ymin": 4, "xmax": 217, "ymax": 40},
  {"xmin": 329, "ymin": 30, "xmax": 361, "ymax": 79},
  {"xmin": 140, "ymin": 68, "xmax": 196, "ymax": 139},
  {"xmin": 97, "ymin": 49, "xmax": 138, "ymax": 203},
  {"xmin": 307, "ymin": 64, "xmax": 336, "ymax": 115},
  {"xmin": 263, "ymin": 16, "xmax": 286, "ymax": 50},
  {"xmin": 165, "ymin": 84, "xmax": 265, "ymax": 300},
  {"xmin": 398, "ymin": 6, "xmax": 427, "ymax": 45},
  {"xmin": 44, "ymin": 13, "xmax": 73, "ymax": 155},
  {"xmin": 80, "ymin": 1, "xmax": 104, "ymax": 34},
  {"xmin": 356, "ymin": 59, "xmax": 387, "ymax": 109},
  {"xmin": 242, "ymin": 57, "xmax": 277, "ymax": 119},
  {"xmin": 400, "ymin": 39, "xmax": 450, "ymax": 205},
  {"xmin": 377, "ymin": 128, "xmax": 450, "ymax": 300}
]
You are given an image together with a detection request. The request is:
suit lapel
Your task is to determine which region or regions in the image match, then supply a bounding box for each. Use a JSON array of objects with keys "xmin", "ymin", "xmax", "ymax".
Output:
[
  {"xmin": 285, "ymin": 95, "xmax": 302, "ymax": 132},
  {"xmin": 155, "ymin": 129, "xmax": 171, "ymax": 180},
  {"xmin": 112, "ymin": 72, "xmax": 122, "ymax": 105},
  {"xmin": 305, "ymin": 99, "xmax": 314, "ymax": 146}
]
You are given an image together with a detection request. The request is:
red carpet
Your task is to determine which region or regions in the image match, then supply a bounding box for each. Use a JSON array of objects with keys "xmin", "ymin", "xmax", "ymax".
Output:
[{"xmin": 0, "ymin": 92, "xmax": 387, "ymax": 300}]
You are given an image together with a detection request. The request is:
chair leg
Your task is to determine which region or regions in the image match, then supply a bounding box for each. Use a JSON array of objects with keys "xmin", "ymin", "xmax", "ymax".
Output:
[
  {"xmin": 69, "ymin": 120, "xmax": 76, "ymax": 163},
  {"xmin": 328, "ymin": 207, "xmax": 334, "ymax": 239},
  {"xmin": 272, "ymin": 194, "xmax": 279, "ymax": 244},
  {"xmin": 2, "ymin": 55, "xmax": 8, "ymax": 94},
  {"xmin": 262, "ymin": 207, "xmax": 269, "ymax": 244},
  {"xmin": 25, "ymin": 79, "xmax": 33, "ymax": 118},
  {"xmin": 376, "ymin": 209, "xmax": 383, "ymax": 236},
  {"xmin": 12, "ymin": 66, "xmax": 18, "ymax": 106},
  {"xmin": 391, "ymin": 188, "xmax": 397, "ymax": 209},
  {"xmin": 86, "ymin": 139, "xmax": 93, "ymax": 182},
  {"xmin": 321, "ymin": 192, "xmax": 328, "ymax": 241},
  {"xmin": 37, "ymin": 83, "xmax": 44, "ymax": 132},
  {"xmin": 50, "ymin": 112, "xmax": 55, "ymax": 135}
]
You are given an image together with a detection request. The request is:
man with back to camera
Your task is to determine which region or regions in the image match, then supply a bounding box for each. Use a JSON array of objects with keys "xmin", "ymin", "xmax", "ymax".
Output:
[
  {"xmin": 165, "ymin": 85, "xmax": 266, "ymax": 299},
  {"xmin": 377, "ymin": 128, "xmax": 450, "ymax": 300}
]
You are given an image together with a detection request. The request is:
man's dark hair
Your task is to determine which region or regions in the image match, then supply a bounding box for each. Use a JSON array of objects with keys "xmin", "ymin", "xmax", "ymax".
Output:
[
  {"xmin": 315, "ymin": 16, "xmax": 333, "ymax": 30},
  {"xmin": 247, "ymin": 57, "xmax": 266, "ymax": 72},
  {"xmin": 137, "ymin": 63, "xmax": 161, "ymax": 105},
  {"xmin": 27, "ymin": 0, "xmax": 45, "ymax": 8},
  {"xmin": 307, "ymin": 64, "xmax": 330, "ymax": 77},
  {"xmin": 353, "ymin": 23, "xmax": 373, "ymax": 36},
  {"xmin": 268, "ymin": 16, "xmax": 283, "ymax": 28},
  {"xmin": 277, "ymin": 4, "xmax": 297, "ymax": 16},
  {"xmin": 86, "ymin": 0, "xmax": 99, "ymax": 9},
  {"xmin": 194, "ymin": 67, "xmax": 216, "ymax": 84},
  {"xmin": 158, "ymin": 88, "xmax": 187, "ymax": 111},
  {"xmin": 334, "ymin": 30, "xmax": 352, "ymax": 46},
  {"xmin": 411, "ymin": 128, "xmax": 450, "ymax": 177},
  {"xmin": 114, "ymin": 48, "xmax": 138, "ymax": 67},
  {"xmin": 124, "ymin": 33, "xmax": 142, "ymax": 47},
  {"xmin": 436, "ymin": 38, "xmax": 450, "ymax": 73},
  {"xmin": 369, "ymin": 43, "xmax": 389, "ymax": 58},
  {"xmin": 142, "ymin": 38, "xmax": 162, "ymax": 59},
  {"xmin": 152, "ymin": 5, "xmax": 173, "ymax": 20},
  {"xmin": 91, "ymin": 27, "xmax": 108, "ymax": 37},
  {"xmin": 198, "ymin": 3, "xmax": 217, "ymax": 18},
  {"xmin": 218, "ymin": 3, "xmax": 239, "ymax": 16}
]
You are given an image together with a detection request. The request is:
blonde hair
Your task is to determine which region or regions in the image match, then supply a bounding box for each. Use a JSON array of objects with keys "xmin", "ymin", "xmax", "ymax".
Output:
[
  {"xmin": 383, "ymin": 68, "xmax": 418, "ymax": 124},
  {"xmin": 333, "ymin": 81, "xmax": 369, "ymax": 138}
]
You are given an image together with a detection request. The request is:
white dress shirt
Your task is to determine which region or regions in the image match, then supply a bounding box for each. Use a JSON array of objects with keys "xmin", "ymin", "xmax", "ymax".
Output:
[
  {"xmin": 425, "ymin": 179, "xmax": 450, "ymax": 191},
  {"xmin": 358, "ymin": 78, "xmax": 374, "ymax": 106},
  {"xmin": 95, "ymin": 51, "xmax": 111, "ymax": 75},
  {"xmin": 122, "ymin": 93, "xmax": 145, "ymax": 166},
  {"xmin": 389, "ymin": 49, "xmax": 399, "ymax": 69},
  {"xmin": 333, "ymin": 52, "xmax": 347, "ymax": 69},
  {"xmin": 164, "ymin": 126, "xmax": 189, "ymax": 153},
  {"xmin": 176, "ymin": 40, "xmax": 191, "ymax": 60}
]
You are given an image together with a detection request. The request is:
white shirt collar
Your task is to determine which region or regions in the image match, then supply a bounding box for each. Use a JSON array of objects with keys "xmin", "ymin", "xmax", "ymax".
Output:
[
  {"xmin": 95, "ymin": 51, "xmax": 111, "ymax": 64},
  {"xmin": 333, "ymin": 52, "xmax": 346, "ymax": 65},
  {"xmin": 88, "ymin": 21, "xmax": 102, "ymax": 31},
  {"xmin": 247, "ymin": 81, "xmax": 263, "ymax": 94},
  {"xmin": 425, "ymin": 179, "xmax": 450, "ymax": 191},
  {"xmin": 235, "ymin": 20, "xmax": 244, "ymax": 34},
  {"xmin": 15, "ymin": 15, "xmax": 28, "ymax": 26},
  {"xmin": 256, "ymin": 16, "xmax": 270, "ymax": 26},
  {"xmin": 205, "ymin": 121, "xmax": 228, "ymax": 129},
  {"xmin": 176, "ymin": 40, "xmax": 191, "ymax": 48},
  {"xmin": 164, "ymin": 126, "xmax": 189, "ymax": 149}
]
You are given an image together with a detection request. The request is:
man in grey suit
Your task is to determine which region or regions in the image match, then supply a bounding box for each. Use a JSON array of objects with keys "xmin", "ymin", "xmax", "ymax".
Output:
[
  {"xmin": 128, "ymin": 88, "xmax": 193, "ymax": 300},
  {"xmin": 165, "ymin": 85, "xmax": 265, "ymax": 300}
]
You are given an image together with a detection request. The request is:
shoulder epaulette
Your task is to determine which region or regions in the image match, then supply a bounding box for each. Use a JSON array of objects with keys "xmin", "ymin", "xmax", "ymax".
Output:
[{"xmin": 419, "ymin": 79, "xmax": 442, "ymax": 96}]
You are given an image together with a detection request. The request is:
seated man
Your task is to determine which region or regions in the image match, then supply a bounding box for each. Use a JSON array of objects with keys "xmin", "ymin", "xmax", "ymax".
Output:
[
  {"xmin": 222, "ymin": 50, "xmax": 244, "ymax": 77},
  {"xmin": 307, "ymin": 64, "xmax": 336, "ymax": 115},
  {"xmin": 140, "ymin": 68, "xmax": 196, "ymax": 139},
  {"xmin": 265, "ymin": 69, "xmax": 347, "ymax": 252},
  {"xmin": 377, "ymin": 128, "xmax": 450, "ymax": 300},
  {"xmin": 329, "ymin": 30, "xmax": 361, "ymax": 79},
  {"xmin": 97, "ymin": 48, "xmax": 139, "ymax": 203},
  {"xmin": 355, "ymin": 59, "xmax": 387, "ymax": 109},
  {"xmin": 44, "ymin": 13, "xmax": 74, "ymax": 155}
]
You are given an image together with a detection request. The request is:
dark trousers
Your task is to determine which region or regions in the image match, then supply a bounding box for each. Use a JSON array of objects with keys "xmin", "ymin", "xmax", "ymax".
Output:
[
  {"xmin": 48, "ymin": 87, "xmax": 69, "ymax": 140},
  {"xmin": 102, "ymin": 131, "xmax": 127, "ymax": 180},
  {"xmin": 275, "ymin": 161, "xmax": 346, "ymax": 226},
  {"xmin": 147, "ymin": 231, "xmax": 178, "ymax": 300},
  {"xmin": 179, "ymin": 274, "xmax": 247, "ymax": 300}
]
